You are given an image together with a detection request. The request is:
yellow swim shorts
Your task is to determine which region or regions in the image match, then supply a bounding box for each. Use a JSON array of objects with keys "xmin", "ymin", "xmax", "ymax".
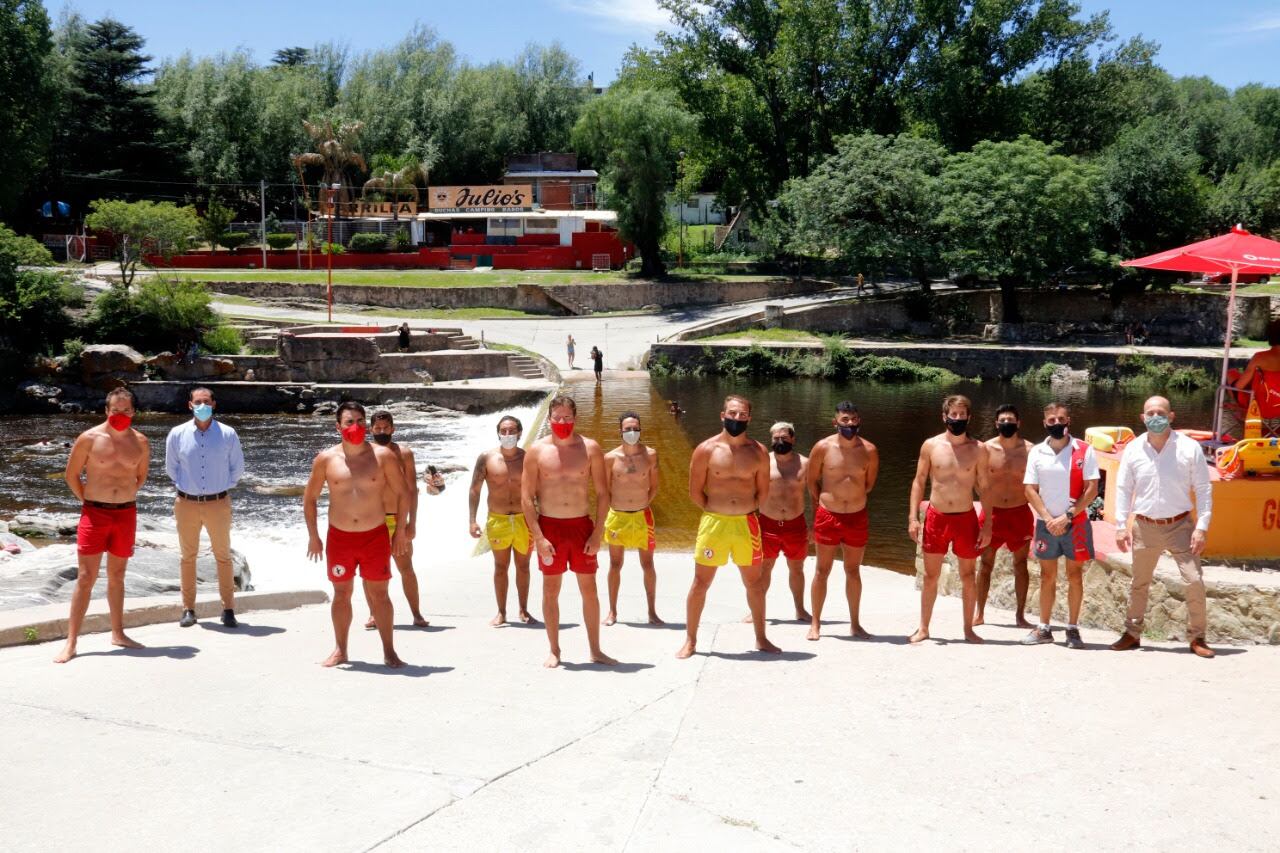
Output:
[
  {"xmin": 604, "ymin": 507, "xmax": 656, "ymax": 551},
  {"xmin": 486, "ymin": 512, "xmax": 530, "ymax": 555},
  {"xmin": 694, "ymin": 511, "xmax": 762, "ymax": 568},
  {"xmin": 385, "ymin": 514, "xmax": 397, "ymax": 537}
]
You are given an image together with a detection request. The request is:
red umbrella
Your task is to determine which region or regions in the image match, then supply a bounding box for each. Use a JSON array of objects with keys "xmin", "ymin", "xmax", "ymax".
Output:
[{"xmin": 1121, "ymin": 225, "xmax": 1280, "ymax": 440}]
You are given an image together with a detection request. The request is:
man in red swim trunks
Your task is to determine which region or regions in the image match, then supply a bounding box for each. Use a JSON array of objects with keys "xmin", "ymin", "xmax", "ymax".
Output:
[
  {"xmin": 304, "ymin": 401, "xmax": 410, "ymax": 668},
  {"xmin": 907, "ymin": 394, "xmax": 992, "ymax": 644},
  {"xmin": 806, "ymin": 401, "xmax": 880, "ymax": 641},
  {"xmin": 522, "ymin": 395, "xmax": 616, "ymax": 668},
  {"xmin": 975, "ymin": 404, "xmax": 1035, "ymax": 628},
  {"xmin": 55, "ymin": 388, "xmax": 150, "ymax": 664},
  {"xmin": 754, "ymin": 422, "xmax": 811, "ymax": 623}
]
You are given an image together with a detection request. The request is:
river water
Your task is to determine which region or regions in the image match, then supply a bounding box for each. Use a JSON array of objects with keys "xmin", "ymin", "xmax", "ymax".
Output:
[{"xmin": 0, "ymin": 375, "xmax": 1215, "ymax": 609}]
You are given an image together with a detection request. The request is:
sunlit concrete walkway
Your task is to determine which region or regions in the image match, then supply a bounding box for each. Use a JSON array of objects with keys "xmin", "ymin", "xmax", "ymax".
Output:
[{"xmin": 2, "ymin": 552, "xmax": 1275, "ymax": 851}]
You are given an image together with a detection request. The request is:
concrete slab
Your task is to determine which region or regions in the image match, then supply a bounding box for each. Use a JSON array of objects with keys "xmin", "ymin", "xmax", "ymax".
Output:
[{"xmin": 1, "ymin": 553, "xmax": 1275, "ymax": 851}]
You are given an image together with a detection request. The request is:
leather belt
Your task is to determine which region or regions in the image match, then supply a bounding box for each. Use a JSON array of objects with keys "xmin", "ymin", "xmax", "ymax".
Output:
[
  {"xmin": 177, "ymin": 490, "xmax": 228, "ymax": 502},
  {"xmin": 1135, "ymin": 511, "xmax": 1190, "ymax": 526},
  {"xmin": 84, "ymin": 500, "xmax": 136, "ymax": 510}
]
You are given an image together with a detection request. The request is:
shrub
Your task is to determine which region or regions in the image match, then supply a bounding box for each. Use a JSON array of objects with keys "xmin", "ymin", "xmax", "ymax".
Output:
[
  {"xmin": 0, "ymin": 224, "xmax": 55, "ymax": 265},
  {"xmin": 0, "ymin": 266, "xmax": 78, "ymax": 378},
  {"xmin": 1013, "ymin": 362, "xmax": 1063, "ymax": 385},
  {"xmin": 349, "ymin": 232, "xmax": 389, "ymax": 252},
  {"xmin": 62, "ymin": 337, "xmax": 85, "ymax": 366},
  {"xmin": 707, "ymin": 342, "xmax": 960, "ymax": 383},
  {"xmin": 266, "ymin": 232, "xmax": 297, "ymax": 250},
  {"xmin": 201, "ymin": 325, "xmax": 244, "ymax": 355},
  {"xmin": 217, "ymin": 232, "xmax": 252, "ymax": 251},
  {"xmin": 87, "ymin": 278, "xmax": 219, "ymax": 354},
  {"xmin": 320, "ymin": 242, "xmax": 344, "ymax": 255},
  {"xmin": 392, "ymin": 228, "xmax": 412, "ymax": 251}
]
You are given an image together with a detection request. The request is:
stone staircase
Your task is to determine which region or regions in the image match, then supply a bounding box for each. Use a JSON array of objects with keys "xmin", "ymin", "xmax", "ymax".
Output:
[
  {"xmin": 542, "ymin": 287, "xmax": 592, "ymax": 316},
  {"xmin": 447, "ymin": 333, "xmax": 481, "ymax": 350},
  {"xmin": 506, "ymin": 353, "xmax": 545, "ymax": 380}
]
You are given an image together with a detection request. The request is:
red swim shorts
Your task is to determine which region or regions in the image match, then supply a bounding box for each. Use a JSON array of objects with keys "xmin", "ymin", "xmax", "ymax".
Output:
[
  {"xmin": 326, "ymin": 523, "xmax": 391, "ymax": 583},
  {"xmin": 760, "ymin": 513, "xmax": 808, "ymax": 561},
  {"xmin": 77, "ymin": 504, "xmax": 137, "ymax": 558},
  {"xmin": 537, "ymin": 515, "xmax": 598, "ymax": 576},
  {"xmin": 812, "ymin": 504, "xmax": 870, "ymax": 549},
  {"xmin": 922, "ymin": 505, "xmax": 981, "ymax": 559},
  {"xmin": 978, "ymin": 504, "xmax": 1034, "ymax": 553}
]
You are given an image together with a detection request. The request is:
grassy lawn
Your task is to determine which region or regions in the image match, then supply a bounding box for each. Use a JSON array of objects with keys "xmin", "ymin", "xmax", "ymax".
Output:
[
  {"xmin": 702, "ymin": 328, "xmax": 822, "ymax": 343},
  {"xmin": 1242, "ymin": 282, "xmax": 1280, "ymax": 295},
  {"xmin": 178, "ymin": 268, "xmax": 779, "ymax": 288},
  {"xmin": 662, "ymin": 223, "xmax": 719, "ymax": 256}
]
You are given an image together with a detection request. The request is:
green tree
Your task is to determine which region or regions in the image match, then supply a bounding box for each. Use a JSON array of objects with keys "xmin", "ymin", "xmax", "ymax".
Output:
[
  {"xmin": 0, "ymin": 0, "xmax": 56, "ymax": 220},
  {"xmin": 272, "ymin": 47, "xmax": 309, "ymax": 67},
  {"xmin": 573, "ymin": 89, "xmax": 694, "ymax": 278},
  {"xmin": 84, "ymin": 198, "xmax": 201, "ymax": 285},
  {"xmin": 199, "ymin": 198, "xmax": 234, "ymax": 252},
  {"xmin": 938, "ymin": 136, "xmax": 1102, "ymax": 321},
  {"xmin": 87, "ymin": 277, "xmax": 219, "ymax": 354},
  {"xmin": 774, "ymin": 133, "xmax": 947, "ymax": 288},
  {"xmin": 293, "ymin": 120, "xmax": 368, "ymax": 210},
  {"xmin": 0, "ymin": 222, "xmax": 77, "ymax": 375},
  {"xmin": 1209, "ymin": 161, "xmax": 1280, "ymax": 237}
]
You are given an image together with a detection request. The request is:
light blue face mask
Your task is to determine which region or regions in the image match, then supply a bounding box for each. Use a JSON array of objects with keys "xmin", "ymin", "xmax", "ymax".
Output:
[
  {"xmin": 193, "ymin": 403, "xmax": 214, "ymax": 422},
  {"xmin": 1144, "ymin": 414, "xmax": 1170, "ymax": 434}
]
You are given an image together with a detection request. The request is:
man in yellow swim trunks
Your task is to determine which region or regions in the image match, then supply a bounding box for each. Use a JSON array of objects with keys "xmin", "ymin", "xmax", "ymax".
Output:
[
  {"xmin": 468, "ymin": 415, "xmax": 537, "ymax": 625},
  {"xmin": 676, "ymin": 394, "xmax": 781, "ymax": 659},
  {"xmin": 364, "ymin": 410, "xmax": 430, "ymax": 629},
  {"xmin": 603, "ymin": 411, "xmax": 661, "ymax": 626}
]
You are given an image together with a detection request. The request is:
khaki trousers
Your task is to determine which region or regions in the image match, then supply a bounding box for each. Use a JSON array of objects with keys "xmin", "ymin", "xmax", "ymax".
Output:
[
  {"xmin": 175, "ymin": 496, "xmax": 234, "ymax": 610},
  {"xmin": 1124, "ymin": 515, "xmax": 1207, "ymax": 641}
]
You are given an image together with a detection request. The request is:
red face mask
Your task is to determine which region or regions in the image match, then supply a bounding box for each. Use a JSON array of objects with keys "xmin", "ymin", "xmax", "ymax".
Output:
[
  {"xmin": 550, "ymin": 421, "xmax": 574, "ymax": 440},
  {"xmin": 107, "ymin": 413, "xmax": 132, "ymax": 432},
  {"xmin": 341, "ymin": 422, "xmax": 367, "ymax": 445}
]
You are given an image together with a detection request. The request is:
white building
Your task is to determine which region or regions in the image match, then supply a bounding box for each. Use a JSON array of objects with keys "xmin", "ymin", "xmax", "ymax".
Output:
[{"xmin": 668, "ymin": 192, "xmax": 725, "ymax": 225}]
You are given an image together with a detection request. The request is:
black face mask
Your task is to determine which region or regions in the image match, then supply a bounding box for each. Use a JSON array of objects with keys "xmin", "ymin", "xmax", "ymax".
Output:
[
  {"xmin": 945, "ymin": 418, "xmax": 969, "ymax": 436},
  {"xmin": 1046, "ymin": 423, "xmax": 1068, "ymax": 440},
  {"xmin": 772, "ymin": 440, "xmax": 793, "ymax": 455},
  {"xmin": 371, "ymin": 433, "xmax": 392, "ymax": 445},
  {"xmin": 837, "ymin": 424, "xmax": 859, "ymax": 439},
  {"xmin": 996, "ymin": 422, "xmax": 1019, "ymax": 438},
  {"xmin": 723, "ymin": 418, "xmax": 748, "ymax": 437}
]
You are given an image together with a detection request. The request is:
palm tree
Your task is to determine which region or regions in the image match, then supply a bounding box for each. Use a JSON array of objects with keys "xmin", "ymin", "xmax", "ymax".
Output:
[
  {"xmin": 292, "ymin": 120, "xmax": 368, "ymax": 213},
  {"xmin": 362, "ymin": 155, "xmax": 429, "ymax": 221}
]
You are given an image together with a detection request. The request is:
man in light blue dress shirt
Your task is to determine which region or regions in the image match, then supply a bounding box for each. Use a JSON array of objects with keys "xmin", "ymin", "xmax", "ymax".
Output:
[{"xmin": 165, "ymin": 387, "xmax": 245, "ymax": 628}]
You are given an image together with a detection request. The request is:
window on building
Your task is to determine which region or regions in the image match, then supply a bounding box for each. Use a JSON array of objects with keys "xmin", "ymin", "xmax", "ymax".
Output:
[
  {"xmin": 524, "ymin": 218, "xmax": 558, "ymax": 233},
  {"xmin": 488, "ymin": 218, "xmax": 523, "ymax": 237}
]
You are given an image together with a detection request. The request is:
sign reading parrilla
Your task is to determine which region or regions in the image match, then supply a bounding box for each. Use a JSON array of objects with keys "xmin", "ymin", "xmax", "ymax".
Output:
[{"xmin": 428, "ymin": 185, "xmax": 532, "ymax": 213}]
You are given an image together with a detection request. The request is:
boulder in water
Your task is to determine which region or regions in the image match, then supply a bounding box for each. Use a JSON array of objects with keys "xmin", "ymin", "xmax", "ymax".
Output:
[
  {"xmin": 80, "ymin": 344, "xmax": 145, "ymax": 388},
  {"xmin": 9, "ymin": 512, "xmax": 80, "ymax": 538}
]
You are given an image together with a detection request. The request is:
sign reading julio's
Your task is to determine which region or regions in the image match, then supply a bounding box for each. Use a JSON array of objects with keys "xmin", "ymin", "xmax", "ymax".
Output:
[{"xmin": 429, "ymin": 185, "xmax": 533, "ymax": 213}]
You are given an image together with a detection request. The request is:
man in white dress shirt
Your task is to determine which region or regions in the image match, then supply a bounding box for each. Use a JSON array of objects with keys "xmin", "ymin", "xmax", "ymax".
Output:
[
  {"xmin": 165, "ymin": 387, "xmax": 245, "ymax": 628},
  {"xmin": 1111, "ymin": 396, "xmax": 1215, "ymax": 657}
]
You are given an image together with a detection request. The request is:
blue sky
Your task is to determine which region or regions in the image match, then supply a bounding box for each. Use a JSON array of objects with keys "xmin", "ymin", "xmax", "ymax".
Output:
[{"xmin": 55, "ymin": 0, "xmax": 1280, "ymax": 88}]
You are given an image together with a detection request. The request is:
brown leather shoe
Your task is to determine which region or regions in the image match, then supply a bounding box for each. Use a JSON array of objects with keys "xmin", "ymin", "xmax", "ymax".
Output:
[
  {"xmin": 1190, "ymin": 638, "xmax": 1216, "ymax": 659},
  {"xmin": 1110, "ymin": 632, "xmax": 1141, "ymax": 651}
]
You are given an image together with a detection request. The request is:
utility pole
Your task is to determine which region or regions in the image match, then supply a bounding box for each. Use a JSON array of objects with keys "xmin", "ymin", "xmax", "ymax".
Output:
[
  {"xmin": 260, "ymin": 179, "xmax": 268, "ymax": 270},
  {"xmin": 326, "ymin": 183, "xmax": 338, "ymax": 324}
]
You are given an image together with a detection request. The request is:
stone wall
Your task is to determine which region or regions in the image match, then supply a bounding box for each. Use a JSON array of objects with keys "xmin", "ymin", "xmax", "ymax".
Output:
[{"xmin": 914, "ymin": 546, "xmax": 1280, "ymax": 645}]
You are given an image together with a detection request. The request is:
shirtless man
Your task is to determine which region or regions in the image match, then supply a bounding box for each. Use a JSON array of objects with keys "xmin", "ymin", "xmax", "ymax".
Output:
[
  {"xmin": 975, "ymin": 404, "xmax": 1034, "ymax": 628},
  {"xmin": 753, "ymin": 422, "xmax": 811, "ymax": 623},
  {"xmin": 54, "ymin": 388, "xmax": 150, "ymax": 663},
  {"xmin": 468, "ymin": 415, "xmax": 535, "ymax": 625},
  {"xmin": 907, "ymin": 394, "xmax": 992, "ymax": 644},
  {"xmin": 806, "ymin": 402, "xmax": 880, "ymax": 641},
  {"xmin": 304, "ymin": 401, "xmax": 409, "ymax": 668},
  {"xmin": 677, "ymin": 394, "xmax": 781, "ymax": 659},
  {"xmin": 364, "ymin": 410, "xmax": 429, "ymax": 629},
  {"xmin": 603, "ymin": 411, "xmax": 661, "ymax": 626},
  {"xmin": 522, "ymin": 396, "xmax": 615, "ymax": 668}
]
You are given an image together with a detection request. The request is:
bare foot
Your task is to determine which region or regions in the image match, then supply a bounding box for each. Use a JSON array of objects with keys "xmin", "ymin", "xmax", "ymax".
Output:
[
  {"xmin": 850, "ymin": 625, "xmax": 873, "ymax": 640},
  {"xmin": 364, "ymin": 617, "xmax": 377, "ymax": 631},
  {"xmin": 795, "ymin": 610, "xmax": 813, "ymax": 623},
  {"xmin": 806, "ymin": 625, "xmax": 821, "ymax": 641},
  {"xmin": 964, "ymin": 629, "xmax": 985, "ymax": 644},
  {"xmin": 603, "ymin": 612, "xmax": 617, "ymax": 626},
  {"xmin": 756, "ymin": 638, "xmax": 782, "ymax": 654},
  {"xmin": 590, "ymin": 651, "xmax": 618, "ymax": 665},
  {"xmin": 518, "ymin": 610, "xmax": 537, "ymax": 624},
  {"xmin": 648, "ymin": 613, "xmax": 664, "ymax": 625},
  {"xmin": 111, "ymin": 634, "xmax": 144, "ymax": 650},
  {"xmin": 1015, "ymin": 615, "xmax": 1033, "ymax": 629},
  {"xmin": 384, "ymin": 652, "xmax": 407, "ymax": 668},
  {"xmin": 411, "ymin": 615, "xmax": 430, "ymax": 628},
  {"xmin": 53, "ymin": 642, "xmax": 77, "ymax": 664},
  {"xmin": 740, "ymin": 612, "xmax": 753, "ymax": 623},
  {"xmin": 320, "ymin": 648, "xmax": 348, "ymax": 667},
  {"xmin": 490, "ymin": 613, "xmax": 506, "ymax": 627},
  {"xmin": 543, "ymin": 652, "xmax": 561, "ymax": 668},
  {"xmin": 972, "ymin": 615, "xmax": 985, "ymax": 627},
  {"xmin": 675, "ymin": 638, "xmax": 697, "ymax": 659},
  {"xmin": 908, "ymin": 628, "xmax": 930, "ymax": 644}
]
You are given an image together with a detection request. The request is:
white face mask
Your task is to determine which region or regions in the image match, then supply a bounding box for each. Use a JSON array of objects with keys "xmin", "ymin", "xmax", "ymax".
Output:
[
  {"xmin": 621, "ymin": 429, "xmax": 641, "ymax": 446},
  {"xmin": 499, "ymin": 434, "xmax": 519, "ymax": 450}
]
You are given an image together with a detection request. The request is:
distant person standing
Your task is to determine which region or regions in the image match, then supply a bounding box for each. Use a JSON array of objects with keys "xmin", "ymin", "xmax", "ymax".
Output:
[
  {"xmin": 166, "ymin": 387, "xmax": 245, "ymax": 629},
  {"xmin": 1111, "ymin": 396, "xmax": 1215, "ymax": 658},
  {"xmin": 566, "ymin": 334, "xmax": 576, "ymax": 369},
  {"xmin": 590, "ymin": 346, "xmax": 604, "ymax": 382},
  {"xmin": 55, "ymin": 388, "xmax": 150, "ymax": 663},
  {"xmin": 856, "ymin": 272, "xmax": 866, "ymax": 295},
  {"xmin": 397, "ymin": 322, "xmax": 411, "ymax": 352}
]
